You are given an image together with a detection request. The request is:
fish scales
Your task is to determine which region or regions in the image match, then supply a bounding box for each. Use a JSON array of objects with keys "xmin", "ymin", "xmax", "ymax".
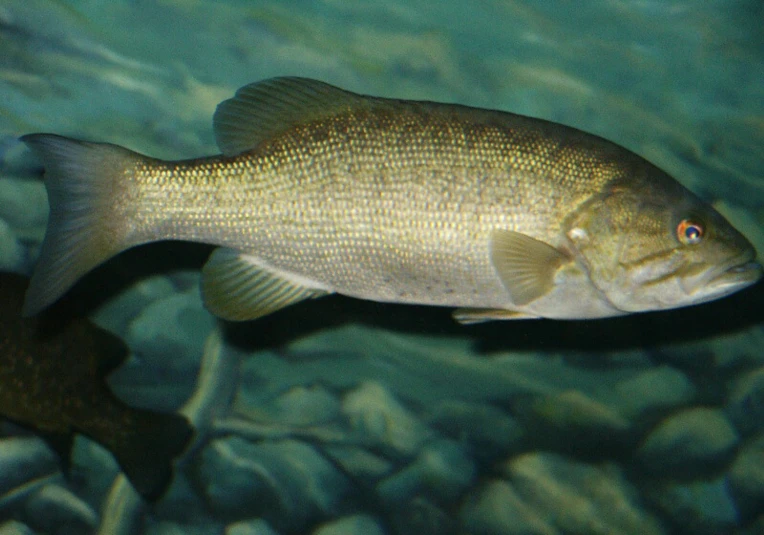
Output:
[
  {"xmin": 19, "ymin": 77, "xmax": 761, "ymax": 321},
  {"xmin": 126, "ymin": 100, "xmax": 629, "ymax": 307}
]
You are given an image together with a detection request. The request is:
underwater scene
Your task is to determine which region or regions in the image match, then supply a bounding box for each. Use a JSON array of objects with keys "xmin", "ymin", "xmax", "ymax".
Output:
[{"xmin": 1, "ymin": 0, "xmax": 763, "ymax": 534}]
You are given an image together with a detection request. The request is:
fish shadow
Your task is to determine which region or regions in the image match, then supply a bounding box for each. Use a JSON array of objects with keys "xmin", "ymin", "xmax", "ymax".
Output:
[{"xmin": 225, "ymin": 278, "xmax": 764, "ymax": 355}]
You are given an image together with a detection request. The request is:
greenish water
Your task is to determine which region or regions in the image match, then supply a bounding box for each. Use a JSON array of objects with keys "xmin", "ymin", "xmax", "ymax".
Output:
[{"xmin": 1, "ymin": 1, "xmax": 763, "ymax": 534}]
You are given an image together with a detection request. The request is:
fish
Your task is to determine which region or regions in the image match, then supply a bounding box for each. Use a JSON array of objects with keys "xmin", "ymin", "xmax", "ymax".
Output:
[
  {"xmin": 0, "ymin": 272, "xmax": 193, "ymax": 501},
  {"xmin": 19, "ymin": 77, "xmax": 762, "ymax": 323}
]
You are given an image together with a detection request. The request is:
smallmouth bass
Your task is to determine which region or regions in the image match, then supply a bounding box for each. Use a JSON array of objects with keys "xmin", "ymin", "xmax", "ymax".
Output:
[{"xmin": 20, "ymin": 78, "xmax": 762, "ymax": 322}]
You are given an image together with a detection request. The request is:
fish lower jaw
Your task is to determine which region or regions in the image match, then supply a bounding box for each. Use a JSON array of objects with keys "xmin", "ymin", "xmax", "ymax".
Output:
[{"xmin": 676, "ymin": 260, "xmax": 761, "ymax": 306}]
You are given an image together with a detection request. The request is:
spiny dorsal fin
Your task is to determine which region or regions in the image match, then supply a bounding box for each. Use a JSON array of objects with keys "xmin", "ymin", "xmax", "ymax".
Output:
[
  {"xmin": 213, "ymin": 77, "xmax": 369, "ymax": 156},
  {"xmin": 453, "ymin": 307, "xmax": 539, "ymax": 324},
  {"xmin": 490, "ymin": 229, "xmax": 570, "ymax": 306},
  {"xmin": 201, "ymin": 248, "xmax": 330, "ymax": 321}
]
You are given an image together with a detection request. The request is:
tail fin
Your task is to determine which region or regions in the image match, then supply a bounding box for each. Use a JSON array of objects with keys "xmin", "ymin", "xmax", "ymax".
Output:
[
  {"xmin": 111, "ymin": 408, "xmax": 194, "ymax": 502},
  {"xmin": 20, "ymin": 134, "xmax": 142, "ymax": 316}
]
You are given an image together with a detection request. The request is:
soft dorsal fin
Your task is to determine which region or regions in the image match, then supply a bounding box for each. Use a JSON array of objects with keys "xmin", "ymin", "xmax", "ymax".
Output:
[
  {"xmin": 490, "ymin": 229, "xmax": 570, "ymax": 306},
  {"xmin": 213, "ymin": 77, "xmax": 369, "ymax": 156},
  {"xmin": 201, "ymin": 248, "xmax": 330, "ymax": 321}
]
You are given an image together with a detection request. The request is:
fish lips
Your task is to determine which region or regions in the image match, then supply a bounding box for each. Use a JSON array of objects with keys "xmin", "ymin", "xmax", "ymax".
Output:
[{"xmin": 679, "ymin": 250, "xmax": 763, "ymax": 302}]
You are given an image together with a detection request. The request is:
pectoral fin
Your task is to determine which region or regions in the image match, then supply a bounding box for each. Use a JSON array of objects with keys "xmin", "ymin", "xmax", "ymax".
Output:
[
  {"xmin": 490, "ymin": 230, "xmax": 569, "ymax": 306},
  {"xmin": 201, "ymin": 248, "xmax": 330, "ymax": 321},
  {"xmin": 453, "ymin": 307, "xmax": 539, "ymax": 324}
]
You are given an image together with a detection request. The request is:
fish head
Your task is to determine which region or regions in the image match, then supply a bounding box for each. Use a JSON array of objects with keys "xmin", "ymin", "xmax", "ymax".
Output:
[{"xmin": 564, "ymin": 169, "xmax": 762, "ymax": 313}]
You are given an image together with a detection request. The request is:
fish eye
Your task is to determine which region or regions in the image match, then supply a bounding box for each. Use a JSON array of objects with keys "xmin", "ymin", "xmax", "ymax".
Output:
[{"xmin": 677, "ymin": 219, "xmax": 704, "ymax": 245}]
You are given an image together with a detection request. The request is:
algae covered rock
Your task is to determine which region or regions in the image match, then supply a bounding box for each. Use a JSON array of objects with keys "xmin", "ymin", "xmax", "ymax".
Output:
[
  {"xmin": 341, "ymin": 381, "xmax": 434, "ymax": 457},
  {"xmin": 376, "ymin": 438, "xmax": 475, "ymax": 504},
  {"xmin": 645, "ymin": 477, "xmax": 739, "ymax": 535},
  {"xmin": 23, "ymin": 484, "xmax": 98, "ymax": 535},
  {"xmin": 312, "ymin": 515, "xmax": 384, "ymax": 535},
  {"xmin": 460, "ymin": 479, "xmax": 558, "ymax": 535},
  {"xmin": 226, "ymin": 519, "xmax": 280, "ymax": 535},
  {"xmin": 728, "ymin": 434, "xmax": 764, "ymax": 522},
  {"xmin": 195, "ymin": 436, "xmax": 352, "ymax": 531},
  {"xmin": 637, "ymin": 407, "xmax": 739, "ymax": 476},
  {"xmin": 502, "ymin": 452, "xmax": 665, "ymax": 535}
]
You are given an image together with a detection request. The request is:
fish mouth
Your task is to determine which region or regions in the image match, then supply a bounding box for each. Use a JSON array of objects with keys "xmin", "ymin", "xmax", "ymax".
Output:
[
  {"xmin": 696, "ymin": 250, "xmax": 763, "ymax": 299},
  {"xmin": 678, "ymin": 249, "xmax": 762, "ymax": 303},
  {"xmin": 707, "ymin": 259, "xmax": 763, "ymax": 289}
]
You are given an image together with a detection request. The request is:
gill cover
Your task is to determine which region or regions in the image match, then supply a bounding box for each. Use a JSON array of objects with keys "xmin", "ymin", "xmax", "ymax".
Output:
[{"xmin": 564, "ymin": 186, "xmax": 684, "ymax": 312}]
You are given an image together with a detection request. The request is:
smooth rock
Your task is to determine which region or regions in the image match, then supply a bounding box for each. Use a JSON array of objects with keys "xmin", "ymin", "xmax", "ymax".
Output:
[
  {"xmin": 388, "ymin": 496, "xmax": 457, "ymax": 535},
  {"xmin": 70, "ymin": 436, "xmax": 120, "ymax": 507},
  {"xmin": 425, "ymin": 400, "xmax": 524, "ymax": 460},
  {"xmin": 728, "ymin": 434, "xmax": 764, "ymax": 522},
  {"xmin": 226, "ymin": 519, "xmax": 280, "ymax": 535},
  {"xmin": 503, "ymin": 452, "xmax": 665, "ymax": 535},
  {"xmin": 261, "ymin": 385, "xmax": 341, "ymax": 426},
  {"xmin": 92, "ymin": 274, "xmax": 178, "ymax": 334},
  {"xmin": 24, "ymin": 484, "xmax": 98, "ymax": 535},
  {"xmin": 645, "ymin": 477, "xmax": 739, "ymax": 535},
  {"xmin": 152, "ymin": 473, "xmax": 211, "ymax": 525},
  {"xmin": 460, "ymin": 480, "xmax": 558, "ymax": 535},
  {"xmin": 527, "ymin": 389, "xmax": 632, "ymax": 452},
  {"xmin": 323, "ymin": 445, "xmax": 393, "ymax": 481},
  {"xmin": 727, "ymin": 365, "xmax": 764, "ymax": 436},
  {"xmin": 0, "ymin": 436, "xmax": 59, "ymax": 496},
  {"xmin": 121, "ymin": 289, "xmax": 214, "ymax": 410},
  {"xmin": 144, "ymin": 521, "xmax": 224, "ymax": 535},
  {"xmin": 341, "ymin": 381, "xmax": 433, "ymax": 457},
  {"xmin": 196, "ymin": 437, "xmax": 352, "ymax": 532},
  {"xmin": 610, "ymin": 365, "xmax": 696, "ymax": 419},
  {"xmin": 0, "ymin": 521, "xmax": 35, "ymax": 535},
  {"xmin": 376, "ymin": 439, "xmax": 475, "ymax": 504},
  {"xmin": 637, "ymin": 407, "xmax": 739, "ymax": 476},
  {"xmin": 127, "ymin": 290, "xmax": 214, "ymax": 366},
  {"xmin": 313, "ymin": 515, "xmax": 384, "ymax": 535}
]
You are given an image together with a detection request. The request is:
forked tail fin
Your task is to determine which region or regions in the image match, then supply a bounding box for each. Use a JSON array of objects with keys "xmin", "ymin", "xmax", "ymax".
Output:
[{"xmin": 20, "ymin": 134, "xmax": 143, "ymax": 316}]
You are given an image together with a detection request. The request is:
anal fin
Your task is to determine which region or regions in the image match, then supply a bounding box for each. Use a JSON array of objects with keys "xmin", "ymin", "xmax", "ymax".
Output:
[
  {"xmin": 453, "ymin": 307, "xmax": 539, "ymax": 324},
  {"xmin": 201, "ymin": 248, "xmax": 330, "ymax": 321}
]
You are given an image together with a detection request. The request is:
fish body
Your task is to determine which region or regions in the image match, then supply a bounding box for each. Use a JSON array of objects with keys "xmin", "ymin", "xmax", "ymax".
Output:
[
  {"xmin": 0, "ymin": 272, "xmax": 193, "ymax": 501},
  {"xmin": 20, "ymin": 78, "xmax": 761, "ymax": 322}
]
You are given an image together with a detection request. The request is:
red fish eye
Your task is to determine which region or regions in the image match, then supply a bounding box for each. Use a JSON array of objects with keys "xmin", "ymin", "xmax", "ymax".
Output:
[{"xmin": 677, "ymin": 219, "xmax": 704, "ymax": 245}]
